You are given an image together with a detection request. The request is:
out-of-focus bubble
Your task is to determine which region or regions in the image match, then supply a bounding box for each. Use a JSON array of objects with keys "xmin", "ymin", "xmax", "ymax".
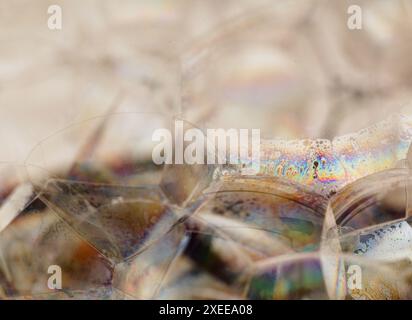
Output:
[
  {"xmin": 245, "ymin": 252, "xmax": 412, "ymax": 300},
  {"xmin": 25, "ymin": 113, "xmax": 220, "ymax": 207},
  {"xmin": 191, "ymin": 176, "xmax": 327, "ymax": 253},
  {"xmin": 246, "ymin": 253, "xmax": 329, "ymax": 300},
  {"xmin": 41, "ymin": 180, "xmax": 180, "ymax": 263},
  {"xmin": 113, "ymin": 224, "xmax": 188, "ymax": 299},
  {"xmin": 23, "ymin": 112, "xmax": 223, "ymax": 264},
  {"xmin": 156, "ymin": 256, "xmax": 243, "ymax": 300},
  {"xmin": 182, "ymin": 216, "xmax": 256, "ymax": 286},
  {"xmin": 0, "ymin": 200, "xmax": 113, "ymax": 299},
  {"xmin": 25, "ymin": 113, "xmax": 173, "ymax": 187},
  {"xmin": 332, "ymin": 169, "xmax": 410, "ymax": 231}
]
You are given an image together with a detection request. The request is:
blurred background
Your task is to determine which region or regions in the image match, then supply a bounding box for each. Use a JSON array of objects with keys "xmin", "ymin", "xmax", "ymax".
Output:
[{"xmin": 0, "ymin": 0, "xmax": 412, "ymax": 164}]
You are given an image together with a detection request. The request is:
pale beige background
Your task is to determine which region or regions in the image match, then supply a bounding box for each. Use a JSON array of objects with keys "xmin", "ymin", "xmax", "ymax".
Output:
[{"xmin": 0, "ymin": 0, "xmax": 411, "ymax": 166}]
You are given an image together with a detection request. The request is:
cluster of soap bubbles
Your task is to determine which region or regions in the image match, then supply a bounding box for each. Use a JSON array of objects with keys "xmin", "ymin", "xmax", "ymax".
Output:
[{"xmin": 1, "ymin": 0, "xmax": 412, "ymax": 299}]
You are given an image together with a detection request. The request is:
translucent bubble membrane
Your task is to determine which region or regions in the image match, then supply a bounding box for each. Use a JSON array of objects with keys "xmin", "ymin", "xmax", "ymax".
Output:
[
  {"xmin": 8, "ymin": 145, "xmax": 412, "ymax": 299},
  {"xmin": 113, "ymin": 225, "xmax": 188, "ymax": 299},
  {"xmin": 0, "ymin": 196, "xmax": 113, "ymax": 299},
  {"xmin": 245, "ymin": 253, "xmax": 412, "ymax": 300},
  {"xmin": 156, "ymin": 260, "xmax": 243, "ymax": 299},
  {"xmin": 1, "ymin": 112, "xmax": 410, "ymax": 299},
  {"xmin": 190, "ymin": 176, "xmax": 327, "ymax": 253},
  {"xmin": 331, "ymin": 168, "xmax": 410, "ymax": 231},
  {"xmin": 22, "ymin": 113, "xmax": 221, "ymax": 264},
  {"xmin": 246, "ymin": 254, "xmax": 328, "ymax": 300},
  {"xmin": 113, "ymin": 219, "xmax": 252, "ymax": 299},
  {"xmin": 253, "ymin": 114, "xmax": 412, "ymax": 196},
  {"xmin": 25, "ymin": 113, "xmax": 171, "ymax": 187},
  {"xmin": 41, "ymin": 180, "xmax": 179, "ymax": 262},
  {"xmin": 25, "ymin": 113, "xmax": 219, "ymax": 206}
]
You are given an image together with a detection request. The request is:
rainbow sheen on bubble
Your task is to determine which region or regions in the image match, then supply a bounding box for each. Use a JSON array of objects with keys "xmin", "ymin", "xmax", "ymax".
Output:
[{"xmin": 253, "ymin": 113, "xmax": 412, "ymax": 195}]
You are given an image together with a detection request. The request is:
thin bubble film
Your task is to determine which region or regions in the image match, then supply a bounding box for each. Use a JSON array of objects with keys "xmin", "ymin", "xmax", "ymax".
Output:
[
  {"xmin": 255, "ymin": 114, "xmax": 412, "ymax": 195},
  {"xmin": 192, "ymin": 177, "xmax": 326, "ymax": 253},
  {"xmin": 246, "ymin": 254, "xmax": 328, "ymax": 300},
  {"xmin": 0, "ymin": 199, "xmax": 113, "ymax": 299},
  {"xmin": 40, "ymin": 180, "xmax": 181, "ymax": 262}
]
